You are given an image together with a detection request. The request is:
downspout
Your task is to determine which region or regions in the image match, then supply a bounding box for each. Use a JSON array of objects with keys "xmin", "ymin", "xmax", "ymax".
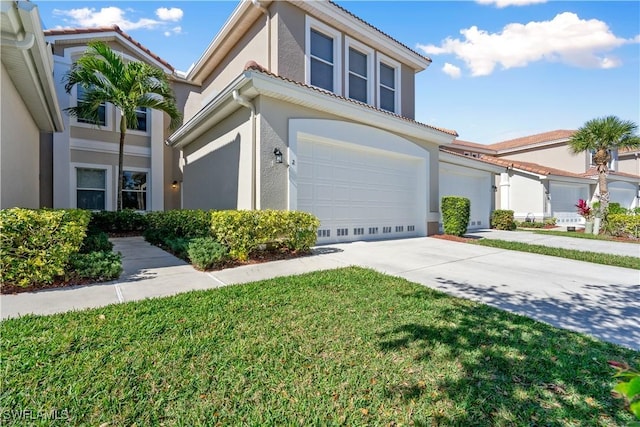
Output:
[
  {"xmin": 251, "ymin": 0, "xmax": 271, "ymax": 71},
  {"xmin": 232, "ymin": 90, "xmax": 257, "ymax": 210}
]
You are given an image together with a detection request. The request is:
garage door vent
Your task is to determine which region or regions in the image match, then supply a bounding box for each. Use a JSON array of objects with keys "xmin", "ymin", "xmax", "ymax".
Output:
[
  {"xmin": 354, "ymin": 228, "xmax": 365, "ymax": 236},
  {"xmin": 383, "ymin": 226, "xmax": 392, "ymax": 234},
  {"xmin": 318, "ymin": 229, "xmax": 331, "ymax": 238},
  {"xmin": 368, "ymin": 227, "xmax": 378, "ymax": 235},
  {"xmin": 337, "ymin": 228, "xmax": 348, "ymax": 236},
  {"xmin": 407, "ymin": 225, "xmax": 415, "ymax": 232},
  {"xmin": 395, "ymin": 226, "xmax": 404, "ymax": 232}
]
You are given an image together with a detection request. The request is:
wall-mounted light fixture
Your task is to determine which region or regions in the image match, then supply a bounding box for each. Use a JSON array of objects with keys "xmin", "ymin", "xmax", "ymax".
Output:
[
  {"xmin": 172, "ymin": 180, "xmax": 178, "ymax": 189},
  {"xmin": 273, "ymin": 147, "xmax": 283, "ymax": 164}
]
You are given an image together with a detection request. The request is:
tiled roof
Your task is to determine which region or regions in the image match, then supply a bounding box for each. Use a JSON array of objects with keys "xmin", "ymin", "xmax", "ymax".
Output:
[
  {"xmin": 244, "ymin": 61, "xmax": 458, "ymax": 137},
  {"xmin": 583, "ymin": 167, "xmax": 640, "ymax": 180},
  {"xmin": 477, "ymin": 155, "xmax": 587, "ymax": 179},
  {"xmin": 486, "ymin": 130, "xmax": 576, "ymax": 151},
  {"xmin": 619, "ymin": 147, "xmax": 640, "ymax": 155},
  {"xmin": 328, "ymin": 1, "xmax": 431, "ymax": 64},
  {"xmin": 452, "ymin": 139, "xmax": 497, "ymax": 152},
  {"xmin": 44, "ymin": 26, "xmax": 174, "ymax": 71}
]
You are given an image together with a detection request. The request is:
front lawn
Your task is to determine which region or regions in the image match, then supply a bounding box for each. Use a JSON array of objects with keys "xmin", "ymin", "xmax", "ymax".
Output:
[
  {"xmin": 531, "ymin": 229, "xmax": 640, "ymax": 244},
  {"xmin": 1, "ymin": 268, "xmax": 637, "ymax": 426}
]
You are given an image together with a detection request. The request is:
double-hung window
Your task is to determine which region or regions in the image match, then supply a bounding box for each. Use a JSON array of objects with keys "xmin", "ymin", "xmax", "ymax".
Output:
[
  {"xmin": 76, "ymin": 85, "xmax": 106, "ymax": 126},
  {"xmin": 377, "ymin": 54, "xmax": 401, "ymax": 114},
  {"xmin": 127, "ymin": 107, "xmax": 148, "ymax": 132},
  {"xmin": 346, "ymin": 38, "xmax": 374, "ymax": 104},
  {"xmin": 306, "ymin": 16, "xmax": 341, "ymax": 94},
  {"xmin": 122, "ymin": 171, "xmax": 148, "ymax": 211},
  {"xmin": 76, "ymin": 168, "xmax": 106, "ymax": 210}
]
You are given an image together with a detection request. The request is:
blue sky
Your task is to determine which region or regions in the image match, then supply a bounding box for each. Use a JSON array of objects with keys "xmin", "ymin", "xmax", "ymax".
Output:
[{"xmin": 37, "ymin": 1, "xmax": 639, "ymax": 143}]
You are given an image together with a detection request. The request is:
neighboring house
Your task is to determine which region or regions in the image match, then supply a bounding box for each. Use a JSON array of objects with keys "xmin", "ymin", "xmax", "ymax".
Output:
[
  {"xmin": 444, "ymin": 130, "xmax": 640, "ymax": 226},
  {"xmin": 165, "ymin": 0, "xmax": 458, "ymax": 244},
  {"xmin": 1, "ymin": 1, "xmax": 63, "ymax": 209},
  {"xmin": 43, "ymin": 26, "xmax": 183, "ymax": 212}
]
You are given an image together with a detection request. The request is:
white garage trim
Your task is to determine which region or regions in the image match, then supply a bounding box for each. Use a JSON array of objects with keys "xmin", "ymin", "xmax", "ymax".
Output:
[{"xmin": 289, "ymin": 119, "xmax": 428, "ymax": 243}]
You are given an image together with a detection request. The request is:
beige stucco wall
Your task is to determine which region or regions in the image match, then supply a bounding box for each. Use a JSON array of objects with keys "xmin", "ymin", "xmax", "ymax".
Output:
[
  {"xmin": 180, "ymin": 107, "xmax": 253, "ymax": 210},
  {"xmin": 200, "ymin": 21, "xmax": 268, "ymax": 103},
  {"xmin": 1, "ymin": 62, "xmax": 40, "ymax": 209},
  {"xmin": 508, "ymin": 172, "xmax": 545, "ymax": 219},
  {"xmin": 39, "ymin": 133, "xmax": 54, "ymax": 208},
  {"xmin": 618, "ymin": 154, "xmax": 640, "ymax": 176},
  {"xmin": 273, "ymin": 1, "xmax": 305, "ymax": 82},
  {"xmin": 498, "ymin": 144, "xmax": 586, "ymax": 174}
]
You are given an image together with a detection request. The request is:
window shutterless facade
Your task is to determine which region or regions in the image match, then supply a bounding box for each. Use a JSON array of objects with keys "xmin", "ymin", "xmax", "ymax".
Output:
[
  {"xmin": 345, "ymin": 37, "xmax": 374, "ymax": 105},
  {"xmin": 377, "ymin": 54, "xmax": 401, "ymax": 114},
  {"xmin": 76, "ymin": 85, "xmax": 106, "ymax": 126},
  {"xmin": 121, "ymin": 171, "xmax": 148, "ymax": 210},
  {"xmin": 76, "ymin": 168, "xmax": 106, "ymax": 210},
  {"xmin": 305, "ymin": 16, "xmax": 341, "ymax": 94},
  {"xmin": 128, "ymin": 107, "xmax": 148, "ymax": 132}
]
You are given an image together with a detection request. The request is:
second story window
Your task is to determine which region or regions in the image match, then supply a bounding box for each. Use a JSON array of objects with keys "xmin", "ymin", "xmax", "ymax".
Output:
[
  {"xmin": 346, "ymin": 37, "xmax": 374, "ymax": 105},
  {"xmin": 128, "ymin": 107, "xmax": 148, "ymax": 132},
  {"xmin": 305, "ymin": 16, "xmax": 341, "ymax": 94},
  {"xmin": 310, "ymin": 29, "xmax": 334, "ymax": 91},
  {"xmin": 379, "ymin": 62, "xmax": 396, "ymax": 113},
  {"xmin": 76, "ymin": 85, "xmax": 106, "ymax": 126}
]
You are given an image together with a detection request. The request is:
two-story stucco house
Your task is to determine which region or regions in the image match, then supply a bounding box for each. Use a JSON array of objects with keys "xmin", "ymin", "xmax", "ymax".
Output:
[
  {"xmin": 166, "ymin": 0, "xmax": 458, "ymax": 244},
  {"xmin": 42, "ymin": 26, "xmax": 184, "ymax": 212},
  {"xmin": 444, "ymin": 130, "xmax": 640, "ymax": 226},
  {"xmin": 1, "ymin": 1, "xmax": 63, "ymax": 209}
]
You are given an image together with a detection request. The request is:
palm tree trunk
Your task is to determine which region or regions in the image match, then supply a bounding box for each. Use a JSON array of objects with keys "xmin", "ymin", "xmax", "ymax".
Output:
[
  {"xmin": 117, "ymin": 115, "xmax": 127, "ymax": 211},
  {"xmin": 595, "ymin": 148, "xmax": 611, "ymax": 222}
]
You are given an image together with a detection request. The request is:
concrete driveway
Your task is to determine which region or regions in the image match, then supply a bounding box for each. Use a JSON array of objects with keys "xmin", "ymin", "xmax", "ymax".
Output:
[{"xmin": 2, "ymin": 234, "xmax": 639, "ymax": 350}]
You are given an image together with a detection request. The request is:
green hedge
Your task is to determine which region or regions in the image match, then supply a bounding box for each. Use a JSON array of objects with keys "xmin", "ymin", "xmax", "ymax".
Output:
[
  {"xmin": 0, "ymin": 208, "xmax": 91, "ymax": 287},
  {"xmin": 89, "ymin": 209, "xmax": 148, "ymax": 234},
  {"xmin": 491, "ymin": 210, "xmax": 516, "ymax": 231},
  {"xmin": 607, "ymin": 214, "xmax": 640, "ymax": 238},
  {"xmin": 211, "ymin": 210, "xmax": 320, "ymax": 261},
  {"xmin": 441, "ymin": 197, "xmax": 470, "ymax": 237},
  {"xmin": 144, "ymin": 210, "xmax": 211, "ymax": 244}
]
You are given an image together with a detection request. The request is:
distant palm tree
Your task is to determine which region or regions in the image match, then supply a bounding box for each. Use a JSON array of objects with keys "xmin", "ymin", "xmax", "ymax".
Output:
[
  {"xmin": 569, "ymin": 116, "xmax": 640, "ymax": 223},
  {"xmin": 64, "ymin": 41, "xmax": 181, "ymax": 211}
]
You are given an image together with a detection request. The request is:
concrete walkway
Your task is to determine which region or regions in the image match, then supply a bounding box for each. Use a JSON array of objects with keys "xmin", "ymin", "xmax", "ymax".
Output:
[{"xmin": 2, "ymin": 232, "xmax": 638, "ymax": 350}]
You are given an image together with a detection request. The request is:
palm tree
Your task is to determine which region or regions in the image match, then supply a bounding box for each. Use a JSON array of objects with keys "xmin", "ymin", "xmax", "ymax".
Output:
[
  {"xmin": 64, "ymin": 41, "xmax": 181, "ymax": 211},
  {"xmin": 569, "ymin": 116, "xmax": 640, "ymax": 222}
]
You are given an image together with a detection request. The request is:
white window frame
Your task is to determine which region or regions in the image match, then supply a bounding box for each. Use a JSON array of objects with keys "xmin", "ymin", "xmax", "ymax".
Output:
[
  {"xmin": 305, "ymin": 15, "xmax": 342, "ymax": 94},
  {"xmin": 71, "ymin": 163, "xmax": 113, "ymax": 211},
  {"xmin": 70, "ymin": 84, "xmax": 113, "ymax": 130},
  {"xmin": 345, "ymin": 36, "xmax": 374, "ymax": 105},
  {"xmin": 116, "ymin": 166, "xmax": 151, "ymax": 212},
  {"xmin": 116, "ymin": 106, "xmax": 151, "ymax": 136},
  {"xmin": 376, "ymin": 53, "xmax": 401, "ymax": 115}
]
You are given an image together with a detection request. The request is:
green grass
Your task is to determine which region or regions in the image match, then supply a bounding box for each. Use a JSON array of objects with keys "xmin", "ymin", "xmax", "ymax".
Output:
[
  {"xmin": 1, "ymin": 268, "xmax": 637, "ymax": 426},
  {"xmin": 473, "ymin": 239, "xmax": 640, "ymax": 270},
  {"xmin": 531, "ymin": 229, "xmax": 640, "ymax": 244}
]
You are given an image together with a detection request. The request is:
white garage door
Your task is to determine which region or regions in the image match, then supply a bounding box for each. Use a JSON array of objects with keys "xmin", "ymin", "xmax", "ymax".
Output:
[
  {"xmin": 296, "ymin": 137, "xmax": 424, "ymax": 244},
  {"xmin": 608, "ymin": 181, "xmax": 637, "ymax": 209},
  {"xmin": 439, "ymin": 164, "xmax": 492, "ymax": 230}
]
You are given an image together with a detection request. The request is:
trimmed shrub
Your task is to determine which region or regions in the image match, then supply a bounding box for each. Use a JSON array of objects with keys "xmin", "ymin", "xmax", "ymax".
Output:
[
  {"xmin": 80, "ymin": 231, "xmax": 113, "ymax": 253},
  {"xmin": 188, "ymin": 237, "xmax": 229, "ymax": 270},
  {"xmin": 164, "ymin": 236, "xmax": 192, "ymax": 260},
  {"xmin": 441, "ymin": 196, "xmax": 470, "ymax": 237},
  {"xmin": 145, "ymin": 210, "xmax": 211, "ymax": 243},
  {"xmin": 0, "ymin": 208, "xmax": 91, "ymax": 287},
  {"xmin": 607, "ymin": 214, "xmax": 640, "ymax": 238},
  {"xmin": 68, "ymin": 251, "xmax": 122, "ymax": 281},
  {"xmin": 608, "ymin": 203, "xmax": 627, "ymax": 215},
  {"xmin": 211, "ymin": 210, "xmax": 319, "ymax": 261},
  {"xmin": 89, "ymin": 209, "xmax": 148, "ymax": 234},
  {"xmin": 491, "ymin": 210, "xmax": 516, "ymax": 231}
]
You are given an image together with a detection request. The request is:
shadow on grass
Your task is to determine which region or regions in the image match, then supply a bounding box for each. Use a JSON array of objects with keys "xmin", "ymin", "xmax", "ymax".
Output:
[
  {"xmin": 377, "ymin": 295, "xmax": 636, "ymax": 425},
  {"xmin": 432, "ymin": 277, "xmax": 640, "ymax": 351}
]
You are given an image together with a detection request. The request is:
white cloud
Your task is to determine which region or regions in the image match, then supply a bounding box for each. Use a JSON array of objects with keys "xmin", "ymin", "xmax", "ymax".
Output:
[
  {"xmin": 418, "ymin": 12, "xmax": 638, "ymax": 76},
  {"xmin": 53, "ymin": 7, "xmax": 161, "ymax": 31},
  {"xmin": 476, "ymin": 0, "xmax": 547, "ymax": 8},
  {"xmin": 164, "ymin": 26, "xmax": 183, "ymax": 37},
  {"xmin": 442, "ymin": 63, "xmax": 462, "ymax": 78},
  {"xmin": 156, "ymin": 7, "xmax": 183, "ymax": 22}
]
